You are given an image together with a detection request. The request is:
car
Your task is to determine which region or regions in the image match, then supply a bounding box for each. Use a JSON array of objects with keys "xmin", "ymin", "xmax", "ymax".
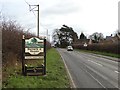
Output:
[{"xmin": 67, "ymin": 46, "xmax": 73, "ymax": 51}]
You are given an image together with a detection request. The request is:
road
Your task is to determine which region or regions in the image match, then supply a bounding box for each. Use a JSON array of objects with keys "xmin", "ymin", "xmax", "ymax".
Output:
[{"xmin": 57, "ymin": 48, "xmax": 119, "ymax": 89}]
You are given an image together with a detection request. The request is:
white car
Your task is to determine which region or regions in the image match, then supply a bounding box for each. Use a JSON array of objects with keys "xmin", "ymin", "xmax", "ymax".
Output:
[{"xmin": 67, "ymin": 46, "xmax": 73, "ymax": 51}]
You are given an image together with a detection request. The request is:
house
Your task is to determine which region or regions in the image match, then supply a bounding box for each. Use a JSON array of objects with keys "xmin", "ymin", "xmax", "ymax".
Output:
[
  {"xmin": 99, "ymin": 35, "xmax": 119, "ymax": 44},
  {"xmin": 106, "ymin": 36, "xmax": 112, "ymax": 40},
  {"xmin": 74, "ymin": 39, "xmax": 89, "ymax": 44}
]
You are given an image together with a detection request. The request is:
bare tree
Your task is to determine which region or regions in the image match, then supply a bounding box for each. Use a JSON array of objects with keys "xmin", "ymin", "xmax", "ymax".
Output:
[{"xmin": 89, "ymin": 32, "xmax": 104, "ymax": 43}]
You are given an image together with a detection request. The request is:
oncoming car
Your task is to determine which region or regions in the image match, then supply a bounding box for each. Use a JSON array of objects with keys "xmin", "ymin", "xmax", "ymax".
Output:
[{"xmin": 67, "ymin": 46, "xmax": 73, "ymax": 51}]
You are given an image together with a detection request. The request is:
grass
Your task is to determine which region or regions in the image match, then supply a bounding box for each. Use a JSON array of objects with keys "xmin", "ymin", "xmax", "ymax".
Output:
[
  {"xmin": 76, "ymin": 49, "xmax": 120, "ymax": 58},
  {"xmin": 2, "ymin": 48, "xmax": 70, "ymax": 88}
]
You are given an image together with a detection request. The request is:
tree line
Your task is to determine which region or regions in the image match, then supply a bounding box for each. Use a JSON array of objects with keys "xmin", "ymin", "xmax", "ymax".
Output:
[{"xmin": 52, "ymin": 25, "xmax": 120, "ymax": 47}]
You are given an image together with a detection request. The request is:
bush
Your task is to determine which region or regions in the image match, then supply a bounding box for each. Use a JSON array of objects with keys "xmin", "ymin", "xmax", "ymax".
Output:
[
  {"xmin": 1, "ymin": 18, "xmax": 51, "ymax": 82},
  {"xmin": 73, "ymin": 42, "xmax": 119, "ymax": 54},
  {"xmin": 1, "ymin": 19, "xmax": 51, "ymax": 66}
]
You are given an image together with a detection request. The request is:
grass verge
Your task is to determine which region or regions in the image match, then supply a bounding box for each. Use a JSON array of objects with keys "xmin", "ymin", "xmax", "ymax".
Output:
[
  {"xmin": 2, "ymin": 48, "xmax": 70, "ymax": 88},
  {"xmin": 76, "ymin": 49, "xmax": 120, "ymax": 58}
]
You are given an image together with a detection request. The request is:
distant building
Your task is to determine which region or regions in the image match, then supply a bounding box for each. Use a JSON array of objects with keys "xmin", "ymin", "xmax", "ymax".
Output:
[
  {"xmin": 106, "ymin": 36, "xmax": 112, "ymax": 40},
  {"xmin": 116, "ymin": 33, "xmax": 120, "ymax": 39},
  {"xmin": 99, "ymin": 35, "xmax": 119, "ymax": 44},
  {"xmin": 73, "ymin": 39, "xmax": 91, "ymax": 45},
  {"xmin": 88, "ymin": 39, "xmax": 92, "ymax": 45}
]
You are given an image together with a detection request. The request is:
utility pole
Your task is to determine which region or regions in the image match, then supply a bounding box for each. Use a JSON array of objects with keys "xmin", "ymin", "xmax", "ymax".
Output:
[
  {"xmin": 37, "ymin": 5, "xmax": 39, "ymax": 37},
  {"xmin": 46, "ymin": 29, "xmax": 48, "ymax": 40},
  {"xmin": 29, "ymin": 4, "xmax": 39, "ymax": 37}
]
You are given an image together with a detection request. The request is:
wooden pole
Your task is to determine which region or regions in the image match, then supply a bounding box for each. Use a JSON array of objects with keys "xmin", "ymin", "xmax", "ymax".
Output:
[
  {"xmin": 22, "ymin": 35, "xmax": 25, "ymax": 75},
  {"xmin": 37, "ymin": 5, "xmax": 39, "ymax": 37}
]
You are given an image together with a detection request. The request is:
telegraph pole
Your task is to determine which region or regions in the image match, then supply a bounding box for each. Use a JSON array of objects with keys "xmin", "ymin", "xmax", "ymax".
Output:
[
  {"xmin": 29, "ymin": 4, "xmax": 39, "ymax": 37},
  {"xmin": 37, "ymin": 5, "xmax": 39, "ymax": 37},
  {"xmin": 46, "ymin": 29, "xmax": 48, "ymax": 40}
]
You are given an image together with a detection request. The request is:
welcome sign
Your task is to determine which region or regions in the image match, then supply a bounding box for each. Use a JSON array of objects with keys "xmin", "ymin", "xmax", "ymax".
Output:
[
  {"xmin": 25, "ymin": 37, "xmax": 44, "ymax": 59},
  {"xmin": 22, "ymin": 37, "xmax": 46, "ymax": 76},
  {"xmin": 25, "ymin": 48, "xmax": 43, "ymax": 55}
]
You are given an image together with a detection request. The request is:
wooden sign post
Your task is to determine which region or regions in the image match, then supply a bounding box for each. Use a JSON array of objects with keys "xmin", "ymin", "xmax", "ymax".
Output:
[{"xmin": 22, "ymin": 36, "xmax": 46, "ymax": 76}]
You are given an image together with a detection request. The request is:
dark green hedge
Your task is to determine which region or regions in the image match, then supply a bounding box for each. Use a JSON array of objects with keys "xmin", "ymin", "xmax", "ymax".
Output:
[{"xmin": 73, "ymin": 42, "xmax": 119, "ymax": 54}]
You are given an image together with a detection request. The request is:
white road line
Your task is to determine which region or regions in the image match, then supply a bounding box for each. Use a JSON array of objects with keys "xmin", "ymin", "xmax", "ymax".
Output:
[
  {"xmin": 59, "ymin": 51, "xmax": 76, "ymax": 88},
  {"xmin": 88, "ymin": 60, "xmax": 103, "ymax": 67},
  {"xmin": 86, "ymin": 65, "xmax": 119, "ymax": 89},
  {"xmin": 83, "ymin": 65, "xmax": 106, "ymax": 88},
  {"xmin": 114, "ymin": 71, "xmax": 119, "ymax": 73},
  {"xmin": 86, "ymin": 70, "xmax": 106, "ymax": 88}
]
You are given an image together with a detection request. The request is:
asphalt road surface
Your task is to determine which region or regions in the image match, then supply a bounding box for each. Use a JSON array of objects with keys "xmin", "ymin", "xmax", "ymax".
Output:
[{"xmin": 57, "ymin": 48, "xmax": 119, "ymax": 89}]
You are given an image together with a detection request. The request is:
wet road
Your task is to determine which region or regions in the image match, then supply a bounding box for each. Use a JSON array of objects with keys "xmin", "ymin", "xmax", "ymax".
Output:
[{"xmin": 57, "ymin": 48, "xmax": 119, "ymax": 89}]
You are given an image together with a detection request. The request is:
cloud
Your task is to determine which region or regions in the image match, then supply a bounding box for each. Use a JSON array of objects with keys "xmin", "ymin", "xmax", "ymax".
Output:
[
  {"xmin": 1, "ymin": 0, "xmax": 119, "ymax": 40},
  {"xmin": 40, "ymin": 0, "xmax": 80, "ymax": 18}
]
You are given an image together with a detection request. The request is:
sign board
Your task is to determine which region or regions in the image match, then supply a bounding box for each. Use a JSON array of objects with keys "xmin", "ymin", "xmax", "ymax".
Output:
[
  {"xmin": 22, "ymin": 37, "xmax": 46, "ymax": 76},
  {"xmin": 25, "ymin": 37, "xmax": 44, "ymax": 59},
  {"xmin": 25, "ymin": 56, "xmax": 44, "ymax": 59},
  {"xmin": 83, "ymin": 43, "xmax": 87, "ymax": 47}
]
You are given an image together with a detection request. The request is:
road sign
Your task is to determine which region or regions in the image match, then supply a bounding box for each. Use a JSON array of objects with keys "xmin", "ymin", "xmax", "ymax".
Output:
[
  {"xmin": 25, "ymin": 56, "xmax": 44, "ymax": 59},
  {"xmin": 22, "ymin": 37, "xmax": 46, "ymax": 76},
  {"xmin": 25, "ymin": 48, "xmax": 43, "ymax": 55},
  {"xmin": 83, "ymin": 43, "xmax": 88, "ymax": 47}
]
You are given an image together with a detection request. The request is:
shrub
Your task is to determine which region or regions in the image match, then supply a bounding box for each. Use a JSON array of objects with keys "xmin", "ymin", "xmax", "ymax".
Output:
[
  {"xmin": 1, "ymin": 18, "xmax": 51, "ymax": 82},
  {"xmin": 1, "ymin": 19, "xmax": 51, "ymax": 66},
  {"xmin": 73, "ymin": 42, "xmax": 119, "ymax": 54}
]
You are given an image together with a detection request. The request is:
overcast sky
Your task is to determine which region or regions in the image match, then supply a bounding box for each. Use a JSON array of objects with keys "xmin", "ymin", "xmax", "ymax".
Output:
[{"xmin": 0, "ymin": 0, "xmax": 119, "ymax": 41}]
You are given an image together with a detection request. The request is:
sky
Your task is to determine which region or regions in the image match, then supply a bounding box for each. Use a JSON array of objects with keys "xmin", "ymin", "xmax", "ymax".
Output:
[{"xmin": 0, "ymin": 0, "xmax": 119, "ymax": 41}]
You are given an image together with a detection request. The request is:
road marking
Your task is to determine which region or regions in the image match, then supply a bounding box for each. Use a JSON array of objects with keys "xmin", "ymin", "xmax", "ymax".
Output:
[
  {"xmin": 88, "ymin": 60, "xmax": 103, "ymax": 67},
  {"xmin": 84, "ymin": 64, "xmax": 120, "ymax": 89},
  {"xmin": 83, "ymin": 65, "xmax": 106, "ymax": 88},
  {"xmin": 87, "ymin": 71, "xmax": 106, "ymax": 88},
  {"xmin": 59, "ymin": 51, "xmax": 76, "ymax": 88},
  {"xmin": 114, "ymin": 71, "xmax": 119, "ymax": 73}
]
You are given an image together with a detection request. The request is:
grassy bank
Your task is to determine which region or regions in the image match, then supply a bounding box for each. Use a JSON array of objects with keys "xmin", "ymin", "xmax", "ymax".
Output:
[
  {"xmin": 76, "ymin": 49, "xmax": 120, "ymax": 58},
  {"xmin": 2, "ymin": 48, "xmax": 70, "ymax": 88}
]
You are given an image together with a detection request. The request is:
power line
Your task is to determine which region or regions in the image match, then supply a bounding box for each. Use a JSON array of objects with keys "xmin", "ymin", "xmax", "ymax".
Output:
[
  {"xmin": 24, "ymin": 0, "xmax": 30, "ymax": 5},
  {"xmin": 24, "ymin": 0, "xmax": 36, "ymax": 17},
  {"xmin": 24, "ymin": 0, "xmax": 39, "ymax": 37}
]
